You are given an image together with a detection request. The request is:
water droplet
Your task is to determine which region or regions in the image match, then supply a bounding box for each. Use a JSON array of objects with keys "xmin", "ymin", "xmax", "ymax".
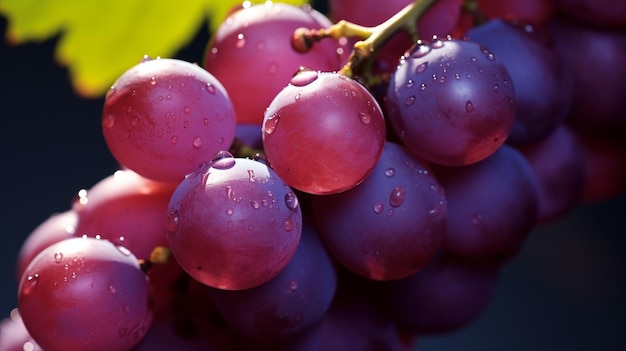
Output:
[
  {"xmin": 283, "ymin": 218, "xmax": 295, "ymax": 232},
  {"xmin": 472, "ymin": 212, "xmax": 483, "ymax": 226},
  {"xmin": 284, "ymin": 192, "xmax": 299, "ymax": 211},
  {"xmin": 267, "ymin": 62, "xmax": 278, "ymax": 75},
  {"xmin": 166, "ymin": 94, "xmax": 172, "ymax": 100},
  {"xmin": 264, "ymin": 113, "xmax": 280, "ymax": 135},
  {"xmin": 419, "ymin": 83, "xmax": 427, "ymax": 91},
  {"xmin": 288, "ymin": 280, "xmax": 298, "ymax": 291},
  {"xmin": 108, "ymin": 284, "xmax": 116, "ymax": 294},
  {"xmin": 405, "ymin": 95, "xmax": 416, "ymax": 106},
  {"xmin": 131, "ymin": 116, "xmax": 139, "ymax": 126},
  {"xmin": 385, "ymin": 168, "xmax": 395, "ymax": 177},
  {"xmin": 23, "ymin": 274, "xmax": 39, "ymax": 296},
  {"xmin": 104, "ymin": 114, "xmax": 115, "ymax": 128},
  {"xmin": 294, "ymin": 93, "xmax": 301, "ymax": 102},
  {"xmin": 465, "ymin": 101, "xmax": 475, "ymax": 112},
  {"xmin": 257, "ymin": 41, "xmax": 265, "ymax": 50},
  {"xmin": 493, "ymin": 84, "xmax": 499, "ymax": 92},
  {"xmin": 389, "ymin": 186, "xmax": 406, "ymax": 207},
  {"xmin": 373, "ymin": 202, "xmax": 384, "ymax": 214},
  {"xmin": 126, "ymin": 105, "xmax": 133, "ymax": 113},
  {"xmin": 206, "ymin": 83, "xmax": 216, "ymax": 94},
  {"xmin": 415, "ymin": 62, "xmax": 428, "ymax": 73},
  {"xmin": 486, "ymin": 53, "xmax": 495, "ymax": 61},
  {"xmin": 358, "ymin": 112, "xmax": 371, "ymax": 124},
  {"xmin": 183, "ymin": 106, "xmax": 191, "ymax": 114},
  {"xmin": 166, "ymin": 210, "xmax": 179, "ymax": 233},
  {"xmin": 150, "ymin": 77, "xmax": 157, "ymax": 86},
  {"xmin": 192, "ymin": 137, "xmax": 203, "ymax": 148},
  {"xmin": 290, "ymin": 70, "xmax": 318, "ymax": 86},
  {"xmin": 411, "ymin": 44, "xmax": 431, "ymax": 58},
  {"xmin": 247, "ymin": 169, "xmax": 255, "ymax": 182},
  {"xmin": 236, "ymin": 33, "xmax": 246, "ymax": 48},
  {"xmin": 431, "ymin": 38, "xmax": 444, "ymax": 48},
  {"xmin": 117, "ymin": 246, "xmax": 132, "ymax": 256},
  {"xmin": 170, "ymin": 136, "xmax": 178, "ymax": 144},
  {"xmin": 406, "ymin": 79, "xmax": 414, "ymax": 88},
  {"xmin": 54, "ymin": 252, "xmax": 63, "ymax": 263},
  {"xmin": 226, "ymin": 208, "xmax": 233, "ymax": 216},
  {"xmin": 250, "ymin": 200, "xmax": 260, "ymax": 209}
]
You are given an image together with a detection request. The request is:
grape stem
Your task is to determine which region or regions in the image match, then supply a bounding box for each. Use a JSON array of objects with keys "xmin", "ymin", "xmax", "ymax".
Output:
[{"xmin": 293, "ymin": 0, "xmax": 438, "ymax": 82}]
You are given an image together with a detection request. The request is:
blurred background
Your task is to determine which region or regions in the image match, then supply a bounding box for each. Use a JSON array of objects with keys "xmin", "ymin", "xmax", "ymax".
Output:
[{"xmin": 1, "ymin": 9, "xmax": 625, "ymax": 351}]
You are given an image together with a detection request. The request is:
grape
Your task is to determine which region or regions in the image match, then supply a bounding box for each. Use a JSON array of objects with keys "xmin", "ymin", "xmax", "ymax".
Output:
[
  {"xmin": 476, "ymin": 0, "xmax": 555, "ymax": 24},
  {"xmin": 549, "ymin": 18, "xmax": 626, "ymax": 134},
  {"xmin": 518, "ymin": 125, "xmax": 586, "ymax": 223},
  {"xmin": 208, "ymin": 220, "xmax": 337, "ymax": 341},
  {"xmin": 166, "ymin": 153, "xmax": 302, "ymax": 290},
  {"xmin": 432, "ymin": 144, "xmax": 539, "ymax": 259},
  {"xmin": 203, "ymin": 2, "xmax": 346, "ymax": 125},
  {"xmin": 328, "ymin": 0, "xmax": 463, "ymax": 75},
  {"xmin": 466, "ymin": 19, "xmax": 573, "ymax": 145},
  {"xmin": 383, "ymin": 251, "xmax": 501, "ymax": 334},
  {"xmin": 102, "ymin": 57, "xmax": 236, "ymax": 183},
  {"xmin": 0, "ymin": 308, "xmax": 42, "ymax": 351},
  {"xmin": 262, "ymin": 70, "xmax": 386, "ymax": 195},
  {"xmin": 15, "ymin": 210, "xmax": 77, "ymax": 284},
  {"xmin": 18, "ymin": 237, "xmax": 152, "ymax": 351},
  {"xmin": 311, "ymin": 141, "xmax": 446, "ymax": 281},
  {"xmin": 552, "ymin": 0, "xmax": 626, "ymax": 28},
  {"xmin": 385, "ymin": 37, "xmax": 516, "ymax": 166}
]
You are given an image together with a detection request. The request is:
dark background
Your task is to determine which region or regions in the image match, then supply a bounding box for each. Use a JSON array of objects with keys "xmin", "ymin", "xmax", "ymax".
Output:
[{"xmin": 1, "ymin": 8, "xmax": 625, "ymax": 351}]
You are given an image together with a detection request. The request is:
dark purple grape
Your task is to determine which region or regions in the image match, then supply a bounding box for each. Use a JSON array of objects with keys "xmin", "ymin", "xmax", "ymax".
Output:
[
  {"xmin": 467, "ymin": 19, "xmax": 573, "ymax": 145},
  {"xmin": 18, "ymin": 237, "xmax": 153, "ymax": 351},
  {"xmin": 552, "ymin": 0, "xmax": 626, "ymax": 28},
  {"xmin": 208, "ymin": 221, "xmax": 337, "ymax": 341},
  {"xmin": 383, "ymin": 251, "xmax": 501, "ymax": 334},
  {"xmin": 385, "ymin": 37, "xmax": 516, "ymax": 166},
  {"xmin": 166, "ymin": 153, "xmax": 302, "ymax": 290},
  {"xmin": 550, "ymin": 18, "xmax": 626, "ymax": 134},
  {"xmin": 518, "ymin": 125, "xmax": 586, "ymax": 223},
  {"xmin": 311, "ymin": 142, "xmax": 446, "ymax": 281},
  {"xmin": 432, "ymin": 144, "xmax": 539, "ymax": 259}
]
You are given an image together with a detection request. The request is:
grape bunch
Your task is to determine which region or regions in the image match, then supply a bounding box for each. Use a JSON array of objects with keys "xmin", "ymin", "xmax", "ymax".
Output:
[{"xmin": 2, "ymin": 0, "xmax": 626, "ymax": 350}]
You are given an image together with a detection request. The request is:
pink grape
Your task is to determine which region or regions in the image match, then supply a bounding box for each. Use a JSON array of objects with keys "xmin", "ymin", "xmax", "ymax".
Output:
[
  {"xmin": 385, "ymin": 37, "xmax": 516, "ymax": 166},
  {"xmin": 102, "ymin": 57, "xmax": 236, "ymax": 183},
  {"xmin": 262, "ymin": 70, "xmax": 386, "ymax": 195},
  {"xmin": 15, "ymin": 210, "xmax": 77, "ymax": 283},
  {"xmin": 18, "ymin": 237, "xmax": 153, "ymax": 351},
  {"xmin": 166, "ymin": 153, "xmax": 302, "ymax": 290},
  {"xmin": 203, "ymin": 2, "xmax": 346, "ymax": 125}
]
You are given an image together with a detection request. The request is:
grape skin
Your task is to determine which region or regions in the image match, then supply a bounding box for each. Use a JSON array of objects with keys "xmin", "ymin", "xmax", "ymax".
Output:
[
  {"xmin": 18, "ymin": 237, "xmax": 152, "ymax": 351},
  {"xmin": 102, "ymin": 58, "xmax": 236, "ymax": 183},
  {"xmin": 166, "ymin": 157, "xmax": 302, "ymax": 290},
  {"xmin": 262, "ymin": 71, "xmax": 387, "ymax": 195},
  {"xmin": 385, "ymin": 38, "xmax": 516, "ymax": 166}
]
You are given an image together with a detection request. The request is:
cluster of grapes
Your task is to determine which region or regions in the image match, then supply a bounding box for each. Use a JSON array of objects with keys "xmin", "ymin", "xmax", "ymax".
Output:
[{"xmin": 2, "ymin": 0, "xmax": 625, "ymax": 350}]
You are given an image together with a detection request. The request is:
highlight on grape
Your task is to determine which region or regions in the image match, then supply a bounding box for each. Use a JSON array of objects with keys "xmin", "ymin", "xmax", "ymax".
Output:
[{"xmin": 2, "ymin": 0, "xmax": 626, "ymax": 350}]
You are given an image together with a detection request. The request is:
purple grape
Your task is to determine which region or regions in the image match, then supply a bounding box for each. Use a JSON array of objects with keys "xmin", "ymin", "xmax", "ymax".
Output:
[
  {"xmin": 383, "ymin": 251, "xmax": 501, "ymax": 334},
  {"xmin": 311, "ymin": 141, "xmax": 446, "ymax": 281},
  {"xmin": 385, "ymin": 36, "xmax": 516, "ymax": 166},
  {"xmin": 466, "ymin": 19, "xmax": 574, "ymax": 145},
  {"xmin": 166, "ymin": 153, "xmax": 302, "ymax": 290},
  {"xmin": 518, "ymin": 125, "xmax": 586, "ymax": 224},
  {"xmin": 18, "ymin": 237, "xmax": 153, "ymax": 351},
  {"xmin": 432, "ymin": 144, "xmax": 540, "ymax": 259},
  {"xmin": 208, "ymin": 221, "xmax": 337, "ymax": 341}
]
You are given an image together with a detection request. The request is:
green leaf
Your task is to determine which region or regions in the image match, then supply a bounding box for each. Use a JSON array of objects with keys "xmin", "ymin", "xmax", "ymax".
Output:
[{"xmin": 0, "ymin": 0, "xmax": 309, "ymax": 98}]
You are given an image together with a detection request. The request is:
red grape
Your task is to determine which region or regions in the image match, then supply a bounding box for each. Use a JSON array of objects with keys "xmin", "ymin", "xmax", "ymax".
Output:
[
  {"xmin": 102, "ymin": 57, "xmax": 236, "ymax": 183},
  {"xmin": 262, "ymin": 70, "xmax": 386, "ymax": 195},
  {"xmin": 18, "ymin": 237, "xmax": 152, "ymax": 351},
  {"xmin": 166, "ymin": 153, "xmax": 302, "ymax": 290},
  {"xmin": 203, "ymin": 2, "xmax": 346, "ymax": 125}
]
